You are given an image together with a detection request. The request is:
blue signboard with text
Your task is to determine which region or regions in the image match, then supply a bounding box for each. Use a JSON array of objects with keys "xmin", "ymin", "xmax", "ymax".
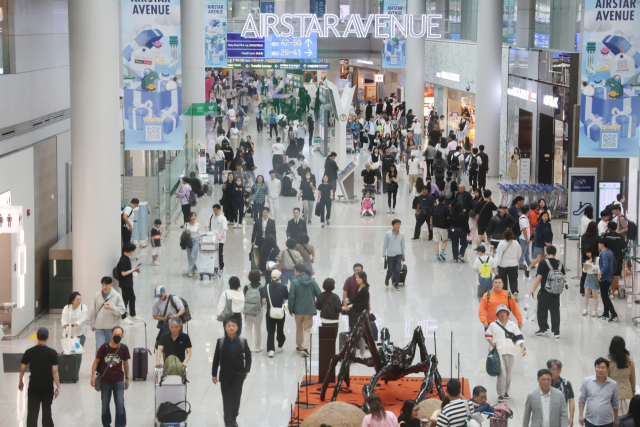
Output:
[
  {"xmin": 310, "ymin": 0, "xmax": 325, "ymax": 17},
  {"xmin": 260, "ymin": 1, "xmax": 274, "ymax": 13},
  {"xmin": 227, "ymin": 33, "xmax": 317, "ymax": 59}
]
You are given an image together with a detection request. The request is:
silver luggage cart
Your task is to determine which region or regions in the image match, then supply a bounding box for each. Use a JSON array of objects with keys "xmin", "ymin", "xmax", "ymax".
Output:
[
  {"xmin": 155, "ymin": 367, "xmax": 189, "ymax": 426},
  {"xmin": 197, "ymin": 232, "xmax": 220, "ymax": 280}
]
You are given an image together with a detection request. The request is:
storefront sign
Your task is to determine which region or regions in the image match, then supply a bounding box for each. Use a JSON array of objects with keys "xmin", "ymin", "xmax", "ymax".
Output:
[
  {"xmin": 507, "ymin": 87, "xmax": 537, "ymax": 103},
  {"xmin": 568, "ymin": 169, "xmax": 597, "ymax": 232},
  {"xmin": 187, "ymin": 103, "xmax": 218, "ymax": 116},
  {"xmin": 0, "ymin": 206, "xmax": 23, "ymax": 234},
  {"xmin": 542, "ymin": 95, "xmax": 559, "ymax": 108},
  {"xmin": 436, "ymin": 71, "xmax": 460, "ymax": 82},
  {"xmin": 122, "ymin": 0, "xmax": 183, "ymax": 150},
  {"xmin": 357, "ymin": 59, "xmax": 374, "ymax": 65},
  {"xmin": 205, "ymin": 0, "xmax": 228, "ymax": 67},
  {"xmin": 578, "ymin": 0, "xmax": 640, "ymax": 158},
  {"xmin": 240, "ymin": 13, "xmax": 443, "ymax": 39},
  {"xmin": 375, "ymin": 74, "xmax": 384, "ymax": 82}
]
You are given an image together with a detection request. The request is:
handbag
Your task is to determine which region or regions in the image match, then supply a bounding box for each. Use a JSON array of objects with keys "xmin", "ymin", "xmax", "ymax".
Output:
[
  {"xmin": 217, "ymin": 291, "xmax": 235, "ymax": 322},
  {"xmin": 485, "ymin": 347, "xmax": 502, "ymax": 377},
  {"xmin": 156, "ymin": 401, "xmax": 191, "ymax": 423},
  {"xmin": 61, "ymin": 325, "xmax": 84, "ymax": 355},
  {"xmin": 94, "ymin": 343, "xmax": 122, "ymax": 392},
  {"xmin": 267, "ymin": 284, "xmax": 285, "ymax": 319},
  {"xmin": 250, "ymin": 248, "xmax": 260, "ymax": 270}
]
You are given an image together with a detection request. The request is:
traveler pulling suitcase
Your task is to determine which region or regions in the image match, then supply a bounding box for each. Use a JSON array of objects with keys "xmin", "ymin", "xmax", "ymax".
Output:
[
  {"xmin": 58, "ymin": 354, "xmax": 79, "ymax": 383},
  {"xmin": 398, "ymin": 263, "xmax": 408, "ymax": 286},
  {"xmin": 132, "ymin": 322, "xmax": 149, "ymax": 381}
]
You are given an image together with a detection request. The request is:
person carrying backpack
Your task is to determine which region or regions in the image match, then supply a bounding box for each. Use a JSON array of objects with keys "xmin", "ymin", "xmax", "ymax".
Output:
[
  {"xmin": 529, "ymin": 246, "xmax": 565, "ymax": 339},
  {"xmin": 448, "ymin": 146, "xmax": 464, "ymax": 184},
  {"xmin": 473, "ymin": 245, "xmax": 495, "ymax": 301},
  {"xmin": 442, "ymin": 170, "xmax": 458, "ymax": 202},
  {"xmin": 431, "ymin": 195, "xmax": 450, "ymax": 262},
  {"xmin": 412, "ymin": 186, "xmax": 436, "ymax": 241},
  {"xmin": 433, "ymin": 151, "xmax": 448, "ymax": 191},
  {"xmin": 468, "ymin": 148, "xmax": 482, "ymax": 190},
  {"xmin": 243, "ymin": 270, "xmax": 265, "ymax": 353}
]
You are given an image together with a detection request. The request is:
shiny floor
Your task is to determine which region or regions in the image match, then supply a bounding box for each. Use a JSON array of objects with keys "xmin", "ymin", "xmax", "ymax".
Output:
[{"xmin": 2, "ymin": 116, "xmax": 640, "ymax": 427}]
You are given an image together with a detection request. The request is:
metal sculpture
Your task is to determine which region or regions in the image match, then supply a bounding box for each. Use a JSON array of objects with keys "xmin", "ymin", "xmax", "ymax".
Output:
[{"xmin": 320, "ymin": 310, "xmax": 445, "ymax": 411}]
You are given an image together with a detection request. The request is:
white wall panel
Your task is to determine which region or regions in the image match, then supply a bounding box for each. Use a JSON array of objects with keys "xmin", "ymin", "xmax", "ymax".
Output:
[
  {"xmin": 9, "ymin": 0, "xmax": 55, "ymax": 36},
  {"xmin": 53, "ymin": 0, "xmax": 69, "ymax": 34},
  {"xmin": 11, "ymin": 34, "xmax": 56, "ymax": 73},
  {"xmin": 53, "ymin": 33, "xmax": 69, "ymax": 67},
  {"xmin": 56, "ymin": 130, "xmax": 71, "ymax": 238}
]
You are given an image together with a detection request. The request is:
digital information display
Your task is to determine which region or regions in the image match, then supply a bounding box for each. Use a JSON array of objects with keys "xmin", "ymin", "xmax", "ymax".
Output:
[
  {"xmin": 339, "ymin": 162, "xmax": 357, "ymax": 180},
  {"xmin": 598, "ymin": 182, "xmax": 621, "ymax": 217},
  {"xmin": 227, "ymin": 33, "xmax": 317, "ymax": 59}
]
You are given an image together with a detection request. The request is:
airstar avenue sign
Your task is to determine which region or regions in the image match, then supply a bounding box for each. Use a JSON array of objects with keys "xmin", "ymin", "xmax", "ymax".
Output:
[{"xmin": 241, "ymin": 13, "xmax": 443, "ymax": 39}]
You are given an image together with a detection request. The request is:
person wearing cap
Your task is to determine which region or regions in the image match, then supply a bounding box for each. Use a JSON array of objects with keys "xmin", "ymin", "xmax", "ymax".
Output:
[
  {"xmin": 88, "ymin": 276, "xmax": 127, "ymax": 353},
  {"xmin": 152, "ymin": 286, "xmax": 186, "ymax": 341},
  {"xmin": 485, "ymin": 304, "xmax": 526, "ymax": 403},
  {"xmin": 478, "ymin": 276, "xmax": 523, "ymax": 328},
  {"xmin": 19, "ymin": 327, "xmax": 61, "ymax": 427},
  {"xmin": 486, "ymin": 204, "xmax": 516, "ymax": 253},
  {"xmin": 261, "ymin": 270, "xmax": 289, "ymax": 357}
]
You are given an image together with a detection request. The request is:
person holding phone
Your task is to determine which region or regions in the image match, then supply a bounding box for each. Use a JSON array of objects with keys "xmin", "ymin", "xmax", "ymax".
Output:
[
  {"xmin": 88, "ymin": 277, "xmax": 126, "ymax": 353},
  {"xmin": 117, "ymin": 243, "xmax": 142, "ymax": 325}
]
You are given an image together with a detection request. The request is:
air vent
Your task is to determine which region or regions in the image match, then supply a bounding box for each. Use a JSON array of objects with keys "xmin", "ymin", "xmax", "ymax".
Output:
[{"xmin": 0, "ymin": 109, "xmax": 71, "ymax": 142}]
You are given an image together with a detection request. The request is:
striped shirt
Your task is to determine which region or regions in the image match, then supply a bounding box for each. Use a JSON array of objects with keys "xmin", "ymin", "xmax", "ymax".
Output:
[{"xmin": 436, "ymin": 399, "xmax": 473, "ymax": 427}]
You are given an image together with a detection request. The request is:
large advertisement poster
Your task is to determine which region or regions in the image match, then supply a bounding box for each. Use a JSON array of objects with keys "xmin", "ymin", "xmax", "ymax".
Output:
[
  {"xmin": 579, "ymin": 0, "xmax": 640, "ymax": 158},
  {"xmin": 205, "ymin": 0, "xmax": 227, "ymax": 67},
  {"xmin": 122, "ymin": 0, "xmax": 183, "ymax": 150},
  {"xmin": 382, "ymin": 0, "xmax": 406, "ymax": 68}
]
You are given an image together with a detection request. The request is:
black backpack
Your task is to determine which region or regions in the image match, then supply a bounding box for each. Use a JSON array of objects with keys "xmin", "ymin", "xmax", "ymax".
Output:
[
  {"xmin": 434, "ymin": 160, "xmax": 445, "ymax": 177},
  {"xmin": 419, "ymin": 194, "xmax": 435, "ymax": 216},
  {"xmin": 627, "ymin": 220, "xmax": 638, "ymax": 241},
  {"xmin": 450, "ymin": 153, "xmax": 460, "ymax": 171},
  {"xmin": 469, "ymin": 155, "xmax": 478, "ymax": 171},
  {"xmin": 431, "ymin": 204, "xmax": 448, "ymax": 229}
]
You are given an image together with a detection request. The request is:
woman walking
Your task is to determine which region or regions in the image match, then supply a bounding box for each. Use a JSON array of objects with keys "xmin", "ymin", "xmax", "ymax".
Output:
[
  {"xmin": 221, "ymin": 172, "xmax": 235, "ymax": 225},
  {"xmin": 216, "ymin": 276, "xmax": 245, "ymax": 335},
  {"xmin": 386, "ymin": 164, "xmax": 399, "ymax": 213},
  {"xmin": 342, "ymin": 271, "xmax": 370, "ymax": 357},
  {"xmin": 243, "ymin": 270, "xmax": 264, "ymax": 353},
  {"xmin": 494, "ymin": 229, "xmax": 522, "ymax": 296},
  {"xmin": 449, "ymin": 203, "xmax": 471, "ymax": 262},
  {"xmin": 316, "ymin": 279, "xmax": 342, "ymax": 328},
  {"xmin": 317, "ymin": 175, "xmax": 334, "ymax": 227},
  {"xmin": 250, "ymin": 175, "xmax": 269, "ymax": 222},
  {"xmin": 361, "ymin": 394, "xmax": 399, "ymax": 427},
  {"xmin": 184, "ymin": 212, "xmax": 201, "ymax": 277},
  {"xmin": 228, "ymin": 121, "xmax": 239, "ymax": 149},
  {"xmin": 582, "ymin": 246, "xmax": 600, "ymax": 316},
  {"xmin": 530, "ymin": 211, "xmax": 552, "ymax": 270},
  {"xmin": 61, "ymin": 292, "xmax": 88, "ymax": 369},
  {"xmin": 424, "ymin": 143, "xmax": 436, "ymax": 179},
  {"xmin": 231, "ymin": 177, "xmax": 245, "ymax": 229},
  {"xmin": 175, "ymin": 176, "xmax": 192, "ymax": 225},
  {"xmin": 263, "ymin": 270, "xmax": 289, "ymax": 357},
  {"xmin": 295, "ymin": 234, "xmax": 315, "ymax": 276},
  {"xmin": 259, "ymin": 235, "xmax": 279, "ymax": 284},
  {"xmin": 608, "ymin": 336, "xmax": 636, "ymax": 415},
  {"xmin": 298, "ymin": 170, "xmax": 316, "ymax": 223},
  {"xmin": 580, "ymin": 222, "xmax": 600, "ymax": 296}
]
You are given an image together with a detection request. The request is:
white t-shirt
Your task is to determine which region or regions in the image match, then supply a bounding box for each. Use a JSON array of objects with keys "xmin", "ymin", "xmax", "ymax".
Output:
[
  {"xmin": 484, "ymin": 319, "xmax": 524, "ymax": 356},
  {"xmin": 184, "ymin": 222, "xmax": 201, "ymax": 236},
  {"xmin": 519, "ymin": 215, "xmax": 530, "ymax": 240},
  {"xmin": 272, "ymin": 143, "xmax": 285, "ymax": 155},
  {"xmin": 408, "ymin": 158, "xmax": 421, "ymax": 174},
  {"xmin": 598, "ymin": 219, "xmax": 609, "ymax": 236},
  {"xmin": 227, "ymin": 108, "xmax": 236, "ymax": 121},
  {"xmin": 473, "ymin": 255, "xmax": 495, "ymax": 274},
  {"xmin": 217, "ymin": 289, "xmax": 245, "ymax": 315},
  {"xmin": 494, "ymin": 239, "xmax": 522, "ymax": 268},
  {"xmin": 208, "ymin": 214, "xmax": 228, "ymax": 244},
  {"xmin": 122, "ymin": 205, "xmax": 134, "ymax": 229}
]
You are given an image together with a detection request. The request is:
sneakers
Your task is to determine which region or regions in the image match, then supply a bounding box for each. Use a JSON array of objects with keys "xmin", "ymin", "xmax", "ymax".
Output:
[
  {"xmin": 439, "ymin": 251, "xmax": 446, "ymax": 261},
  {"xmin": 513, "ymin": 292, "xmax": 519, "ymax": 300},
  {"xmin": 385, "ymin": 278, "xmax": 389, "ymax": 286},
  {"xmin": 254, "ymin": 348, "xmax": 262, "ymax": 353},
  {"xmin": 387, "ymin": 209, "xmax": 391, "ymax": 213},
  {"xmin": 296, "ymin": 347, "xmax": 302, "ymax": 354},
  {"xmin": 188, "ymin": 273, "xmax": 193, "ymax": 277},
  {"xmin": 554, "ymin": 333, "xmax": 560, "ymax": 340},
  {"xmin": 592, "ymin": 310, "xmax": 598, "ymax": 317},
  {"xmin": 392, "ymin": 209, "xmax": 395, "ymax": 213},
  {"xmin": 268, "ymin": 350, "xmax": 275, "ymax": 358},
  {"xmin": 534, "ymin": 329, "xmax": 548, "ymax": 336},
  {"xmin": 322, "ymin": 222, "xmax": 326, "ymax": 227},
  {"xmin": 582, "ymin": 308, "xmax": 588, "ymax": 316},
  {"xmin": 121, "ymin": 318, "xmax": 133, "ymax": 325},
  {"xmin": 608, "ymin": 316, "xmax": 620, "ymax": 323},
  {"xmin": 436, "ymin": 255, "xmax": 442, "ymax": 262},
  {"xmin": 411, "ymin": 238, "xmax": 420, "ymax": 242},
  {"xmin": 497, "ymin": 396, "xmax": 505, "ymax": 403},
  {"xmin": 152, "ymin": 261, "xmax": 160, "ymax": 266},
  {"xmin": 598, "ymin": 314, "xmax": 609, "ymax": 320},
  {"xmin": 395, "ymin": 286, "xmax": 400, "ymax": 292},
  {"xmin": 327, "ymin": 220, "xmax": 330, "ymax": 226},
  {"xmin": 300, "ymin": 349, "xmax": 310, "ymax": 357},
  {"xmin": 458, "ymin": 256, "xmax": 465, "ymax": 262},
  {"xmin": 130, "ymin": 316, "xmax": 144, "ymax": 322},
  {"xmin": 524, "ymin": 269, "xmax": 529, "ymax": 278},
  {"xmin": 503, "ymin": 393, "xmax": 510, "ymax": 400},
  {"xmin": 276, "ymin": 347, "xmax": 283, "ymax": 353}
]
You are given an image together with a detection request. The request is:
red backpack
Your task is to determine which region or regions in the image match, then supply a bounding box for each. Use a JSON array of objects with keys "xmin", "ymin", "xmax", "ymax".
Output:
[{"xmin": 490, "ymin": 403, "xmax": 513, "ymax": 427}]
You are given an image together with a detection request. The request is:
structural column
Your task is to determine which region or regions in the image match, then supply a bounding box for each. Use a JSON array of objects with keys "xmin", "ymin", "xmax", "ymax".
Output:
[
  {"xmin": 182, "ymin": 0, "xmax": 206, "ymax": 151},
  {"xmin": 405, "ymin": 0, "xmax": 425, "ymax": 142},
  {"xmin": 326, "ymin": 0, "xmax": 340, "ymax": 15},
  {"xmin": 69, "ymin": 0, "xmax": 121, "ymax": 297},
  {"xmin": 349, "ymin": 0, "xmax": 366, "ymax": 15},
  {"xmin": 474, "ymin": 0, "xmax": 503, "ymax": 177}
]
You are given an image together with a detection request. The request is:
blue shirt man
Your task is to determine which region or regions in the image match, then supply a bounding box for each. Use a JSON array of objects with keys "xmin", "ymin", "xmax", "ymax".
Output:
[{"xmin": 382, "ymin": 219, "xmax": 405, "ymax": 291}]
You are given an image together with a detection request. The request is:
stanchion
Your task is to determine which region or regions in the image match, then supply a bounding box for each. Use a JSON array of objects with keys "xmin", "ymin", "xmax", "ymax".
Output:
[
  {"xmin": 297, "ymin": 364, "xmax": 317, "ymax": 409},
  {"xmin": 301, "ymin": 332, "xmax": 318, "ymax": 386}
]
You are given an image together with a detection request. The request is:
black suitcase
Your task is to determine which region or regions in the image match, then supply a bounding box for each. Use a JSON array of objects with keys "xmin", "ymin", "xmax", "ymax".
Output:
[
  {"xmin": 58, "ymin": 354, "xmax": 79, "ymax": 383},
  {"xmin": 398, "ymin": 264, "xmax": 408, "ymax": 286}
]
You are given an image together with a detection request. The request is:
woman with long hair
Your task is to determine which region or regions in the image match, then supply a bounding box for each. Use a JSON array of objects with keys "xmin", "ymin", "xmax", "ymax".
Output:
[
  {"xmin": 608, "ymin": 336, "xmax": 636, "ymax": 415},
  {"xmin": 221, "ymin": 172, "xmax": 235, "ymax": 225},
  {"xmin": 433, "ymin": 150, "xmax": 447, "ymax": 191},
  {"xmin": 295, "ymin": 234, "xmax": 315, "ymax": 276},
  {"xmin": 617, "ymin": 395, "xmax": 640, "ymax": 427},
  {"xmin": 361, "ymin": 394, "xmax": 399, "ymax": 426},
  {"xmin": 580, "ymin": 222, "xmax": 600, "ymax": 296},
  {"xmin": 507, "ymin": 147, "xmax": 520, "ymax": 183},
  {"xmin": 579, "ymin": 205, "xmax": 594, "ymax": 236},
  {"xmin": 530, "ymin": 211, "xmax": 552, "ymax": 270},
  {"xmin": 317, "ymin": 175, "xmax": 334, "ymax": 227},
  {"xmin": 495, "ymin": 229, "xmax": 522, "ymax": 294},
  {"xmin": 450, "ymin": 203, "xmax": 471, "ymax": 262},
  {"xmin": 298, "ymin": 170, "xmax": 316, "ymax": 223},
  {"xmin": 343, "ymin": 271, "xmax": 370, "ymax": 357},
  {"xmin": 386, "ymin": 164, "xmax": 399, "ymax": 213},
  {"xmin": 185, "ymin": 212, "xmax": 201, "ymax": 277},
  {"xmin": 259, "ymin": 235, "xmax": 279, "ymax": 284},
  {"xmin": 61, "ymin": 291, "xmax": 88, "ymax": 369},
  {"xmin": 582, "ymin": 246, "xmax": 600, "ymax": 316},
  {"xmin": 228, "ymin": 121, "xmax": 239, "ymax": 149},
  {"xmin": 398, "ymin": 400, "xmax": 421, "ymax": 426},
  {"xmin": 250, "ymin": 175, "xmax": 268, "ymax": 222},
  {"xmin": 538, "ymin": 198, "xmax": 550, "ymax": 219}
]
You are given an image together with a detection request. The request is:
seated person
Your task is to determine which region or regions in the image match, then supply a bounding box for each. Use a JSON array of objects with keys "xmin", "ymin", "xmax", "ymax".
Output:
[
  {"xmin": 361, "ymin": 163, "xmax": 377, "ymax": 188},
  {"xmin": 156, "ymin": 317, "xmax": 192, "ymax": 367},
  {"xmin": 468, "ymin": 385, "xmax": 494, "ymax": 413}
]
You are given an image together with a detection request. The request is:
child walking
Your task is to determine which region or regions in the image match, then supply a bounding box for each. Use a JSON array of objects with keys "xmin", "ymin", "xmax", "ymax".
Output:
[
  {"xmin": 582, "ymin": 246, "xmax": 600, "ymax": 317},
  {"xmin": 361, "ymin": 191, "xmax": 375, "ymax": 218},
  {"xmin": 151, "ymin": 219, "xmax": 162, "ymax": 266},
  {"xmin": 473, "ymin": 245, "xmax": 496, "ymax": 301}
]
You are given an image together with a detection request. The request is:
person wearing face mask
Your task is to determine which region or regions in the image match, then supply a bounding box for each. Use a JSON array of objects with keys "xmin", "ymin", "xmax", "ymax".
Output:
[
  {"xmin": 90, "ymin": 326, "xmax": 130, "ymax": 427},
  {"xmin": 298, "ymin": 171, "xmax": 316, "ymax": 224}
]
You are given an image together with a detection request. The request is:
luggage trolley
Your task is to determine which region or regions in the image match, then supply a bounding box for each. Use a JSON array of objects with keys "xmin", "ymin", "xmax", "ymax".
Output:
[
  {"xmin": 198, "ymin": 232, "xmax": 220, "ymax": 280},
  {"xmin": 154, "ymin": 367, "xmax": 189, "ymax": 426}
]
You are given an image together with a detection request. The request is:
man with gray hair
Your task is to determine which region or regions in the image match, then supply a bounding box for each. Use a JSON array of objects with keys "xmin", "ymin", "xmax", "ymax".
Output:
[
  {"xmin": 156, "ymin": 316, "xmax": 192, "ymax": 368},
  {"xmin": 361, "ymin": 162, "xmax": 377, "ymax": 189},
  {"xmin": 523, "ymin": 369, "xmax": 568, "ymax": 427},
  {"xmin": 548, "ymin": 359, "xmax": 575, "ymax": 427}
]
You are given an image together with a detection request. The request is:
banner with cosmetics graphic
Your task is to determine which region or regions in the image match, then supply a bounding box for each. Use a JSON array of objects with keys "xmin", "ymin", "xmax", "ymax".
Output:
[
  {"xmin": 205, "ymin": 0, "xmax": 228, "ymax": 67},
  {"xmin": 121, "ymin": 0, "xmax": 183, "ymax": 150},
  {"xmin": 382, "ymin": 0, "xmax": 406, "ymax": 68},
  {"xmin": 579, "ymin": 0, "xmax": 640, "ymax": 158}
]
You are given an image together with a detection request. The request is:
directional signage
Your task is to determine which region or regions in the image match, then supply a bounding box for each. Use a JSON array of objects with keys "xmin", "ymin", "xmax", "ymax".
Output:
[
  {"xmin": 224, "ymin": 62, "xmax": 329, "ymax": 70},
  {"xmin": 227, "ymin": 33, "xmax": 317, "ymax": 59},
  {"xmin": 274, "ymin": 63, "xmax": 330, "ymax": 70}
]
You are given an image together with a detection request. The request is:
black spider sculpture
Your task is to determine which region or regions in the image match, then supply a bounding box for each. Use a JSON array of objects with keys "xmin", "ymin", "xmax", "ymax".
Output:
[{"xmin": 320, "ymin": 310, "xmax": 445, "ymax": 411}]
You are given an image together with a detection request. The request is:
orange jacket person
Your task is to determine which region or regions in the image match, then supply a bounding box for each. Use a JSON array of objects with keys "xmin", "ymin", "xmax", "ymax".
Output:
[{"xmin": 479, "ymin": 276, "xmax": 523, "ymax": 328}]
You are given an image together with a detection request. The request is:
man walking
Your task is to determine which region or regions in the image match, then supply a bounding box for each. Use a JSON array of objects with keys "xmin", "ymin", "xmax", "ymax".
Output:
[
  {"xmin": 431, "ymin": 196, "xmax": 450, "ymax": 262},
  {"xmin": 548, "ymin": 359, "xmax": 576, "ymax": 427},
  {"xmin": 286, "ymin": 208, "xmax": 307, "ymax": 244},
  {"xmin": 288, "ymin": 265, "xmax": 322, "ymax": 357},
  {"xmin": 324, "ymin": 152, "xmax": 341, "ymax": 194},
  {"xmin": 212, "ymin": 318, "xmax": 252, "ymax": 427},
  {"xmin": 365, "ymin": 116, "xmax": 376, "ymax": 148},
  {"xmin": 382, "ymin": 219, "xmax": 406, "ymax": 292},
  {"xmin": 121, "ymin": 198, "xmax": 139, "ymax": 250},
  {"xmin": 381, "ymin": 147, "xmax": 396, "ymax": 193},
  {"xmin": 578, "ymin": 358, "xmax": 619, "ymax": 427},
  {"xmin": 449, "ymin": 146, "xmax": 464, "ymax": 184},
  {"xmin": 487, "ymin": 204, "xmax": 515, "ymax": 253},
  {"xmin": 598, "ymin": 239, "xmax": 619, "ymax": 322},
  {"xmin": 206, "ymin": 204, "xmax": 228, "ymax": 273},
  {"xmin": 478, "ymin": 145, "xmax": 489, "ymax": 192},
  {"xmin": 19, "ymin": 327, "xmax": 60, "ymax": 427},
  {"xmin": 266, "ymin": 171, "xmax": 281, "ymax": 221},
  {"xmin": 251, "ymin": 207, "xmax": 276, "ymax": 250},
  {"xmin": 89, "ymin": 277, "xmax": 126, "ymax": 353},
  {"xmin": 518, "ymin": 205, "xmax": 532, "ymax": 276},
  {"xmin": 117, "ymin": 243, "xmax": 142, "ymax": 325},
  {"xmin": 468, "ymin": 148, "xmax": 482, "ymax": 190},
  {"xmin": 529, "ymin": 246, "xmax": 565, "ymax": 339},
  {"xmin": 412, "ymin": 186, "xmax": 436, "ymax": 242},
  {"xmin": 523, "ymin": 369, "xmax": 569, "ymax": 427}
]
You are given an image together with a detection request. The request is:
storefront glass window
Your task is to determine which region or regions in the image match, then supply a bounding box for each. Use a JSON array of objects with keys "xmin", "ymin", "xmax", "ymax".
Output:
[
  {"xmin": 534, "ymin": 0, "xmax": 551, "ymax": 48},
  {"xmin": 228, "ymin": 0, "xmax": 260, "ymax": 20},
  {"xmin": 425, "ymin": 0, "xmax": 477, "ymax": 43},
  {"xmin": 503, "ymin": 0, "xmax": 516, "ymax": 45},
  {"xmin": 0, "ymin": 0, "xmax": 9, "ymax": 74}
]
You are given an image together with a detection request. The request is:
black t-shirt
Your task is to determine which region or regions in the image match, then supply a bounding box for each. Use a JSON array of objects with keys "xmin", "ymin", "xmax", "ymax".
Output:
[
  {"xmin": 21, "ymin": 345, "xmax": 58, "ymax": 390},
  {"xmin": 536, "ymin": 258, "xmax": 565, "ymax": 293},
  {"xmin": 476, "ymin": 200, "xmax": 498, "ymax": 228},
  {"xmin": 300, "ymin": 180, "xmax": 315, "ymax": 201},
  {"xmin": 117, "ymin": 255, "xmax": 133, "ymax": 288},
  {"xmin": 415, "ymin": 194, "xmax": 435, "ymax": 216},
  {"xmin": 361, "ymin": 169, "xmax": 376, "ymax": 185},
  {"xmin": 318, "ymin": 183, "xmax": 332, "ymax": 201},
  {"xmin": 159, "ymin": 332, "xmax": 192, "ymax": 362},
  {"xmin": 324, "ymin": 159, "xmax": 339, "ymax": 180},
  {"xmin": 552, "ymin": 377, "xmax": 575, "ymax": 402},
  {"xmin": 276, "ymin": 163, "xmax": 291, "ymax": 176}
]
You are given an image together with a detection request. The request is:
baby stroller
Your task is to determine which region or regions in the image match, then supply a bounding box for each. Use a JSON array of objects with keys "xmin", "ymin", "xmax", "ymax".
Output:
[{"xmin": 361, "ymin": 186, "xmax": 377, "ymax": 216}]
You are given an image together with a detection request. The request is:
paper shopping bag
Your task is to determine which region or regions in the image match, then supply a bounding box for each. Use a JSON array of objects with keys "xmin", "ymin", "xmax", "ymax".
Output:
[{"xmin": 61, "ymin": 327, "xmax": 84, "ymax": 355}]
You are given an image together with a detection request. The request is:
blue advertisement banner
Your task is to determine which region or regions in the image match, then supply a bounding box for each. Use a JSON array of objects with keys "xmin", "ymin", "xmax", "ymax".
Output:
[
  {"xmin": 382, "ymin": 0, "xmax": 406, "ymax": 68},
  {"xmin": 310, "ymin": 0, "xmax": 326, "ymax": 17},
  {"xmin": 122, "ymin": 0, "xmax": 183, "ymax": 150},
  {"xmin": 205, "ymin": 0, "xmax": 228, "ymax": 67},
  {"xmin": 579, "ymin": 0, "xmax": 640, "ymax": 158},
  {"xmin": 260, "ymin": 1, "xmax": 274, "ymax": 13}
]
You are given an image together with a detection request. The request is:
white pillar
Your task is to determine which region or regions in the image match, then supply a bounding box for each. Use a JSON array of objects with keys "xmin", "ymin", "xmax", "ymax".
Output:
[
  {"xmin": 475, "ymin": 0, "xmax": 503, "ymax": 177},
  {"xmin": 349, "ymin": 0, "xmax": 365, "ymax": 15},
  {"xmin": 182, "ymin": 0, "xmax": 206, "ymax": 152},
  {"xmin": 405, "ymin": 0, "xmax": 425, "ymax": 140},
  {"xmin": 327, "ymin": 58, "xmax": 341, "ymax": 90},
  {"xmin": 326, "ymin": 0, "xmax": 339, "ymax": 15},
  {"xmin": 275, "ymin": 0, "xmax": 286, "ymax": 15},
  {"xmin": 69, "ymin": 0, "xmax": 121, "ymax": 297}
]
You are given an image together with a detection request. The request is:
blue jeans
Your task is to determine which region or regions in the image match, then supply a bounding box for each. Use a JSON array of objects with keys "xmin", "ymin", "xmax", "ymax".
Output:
[
  {"xmin": 518, "ymin": 238, "xmax": 531, "ymax": 268},
  {"xmin": 281, "ymin": 269, "xmax": 296, "ymax": 286},
  {"xmin": 77, "ymin": 334, "xmax": 86, "ymax": 368},
  {"xmin": 95, "ymin": 329, "xmax": 112, "ymax": 354},
  {"xmin": 101, "ymin": 381, "xmax": 126, "ymax": 427},
  {"xmin": 187, "ymin": 237, "xmax": 199, "ymax": 274},
  {"xmin": 385, "ymin": 254, "xmax": 402, "ymax": 288}
]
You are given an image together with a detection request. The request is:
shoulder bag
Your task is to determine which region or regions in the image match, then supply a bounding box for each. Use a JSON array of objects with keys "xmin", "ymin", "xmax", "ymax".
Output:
[
  {"xmin": 217, "ymin": 291, "xmax": 235, "ymax": 323},
  {"xmin": 267, "ymin": 285, "xmax": 285, "ymax": 319},
  {"xmin": 94, "ymin": 343, "xmax": 122, "ymax": 391}
]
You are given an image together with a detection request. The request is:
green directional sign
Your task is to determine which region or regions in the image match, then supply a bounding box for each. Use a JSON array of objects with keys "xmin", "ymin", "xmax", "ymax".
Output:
[{"xmin": 188, "ymin": 103, "xmax": 218, "ymax": 116}]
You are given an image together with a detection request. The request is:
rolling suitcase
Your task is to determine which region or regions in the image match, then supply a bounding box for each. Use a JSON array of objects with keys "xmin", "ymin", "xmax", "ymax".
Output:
[
  {"xmin": 132, "ymin": 322, "xmax": 149, "ymax": 381},
  {"xmin": 398, "ymin": 263, "xmax": 408, "ymax": 286},
  {"xmin": 58, "ymin": 354, "xmax": 79, "ymax": 383}
]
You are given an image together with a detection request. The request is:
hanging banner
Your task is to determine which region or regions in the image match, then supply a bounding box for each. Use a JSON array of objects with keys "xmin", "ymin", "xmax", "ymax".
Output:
[
  {"xmin": 310, "ymin": 0, "xmax": 325, "ymax": 18},
  {"xmin": 205, "ymin": 0, "xmax": 228, "ymax": 67},
  {"xmin": 382, "ymin": 0, "xmax": 406, "ymax": 68},
  {"xmin": 122, "ymin": 0, "xmax": 183, "ymax": 150},
  {"xmin": 578, "ymin": 0, "xmax": 640, "ymax": 158}
]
